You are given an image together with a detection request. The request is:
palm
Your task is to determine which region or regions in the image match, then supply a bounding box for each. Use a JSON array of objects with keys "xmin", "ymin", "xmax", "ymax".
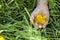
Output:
[{"xmin": 30, "ymin": 4, "xmax": 49, "ymax": 29}]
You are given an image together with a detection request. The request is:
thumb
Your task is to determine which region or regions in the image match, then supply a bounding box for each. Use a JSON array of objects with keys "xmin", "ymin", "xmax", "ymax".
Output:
[{"xmin": 30, "ymin": 16, "xmax": 34, "ymax": 23}]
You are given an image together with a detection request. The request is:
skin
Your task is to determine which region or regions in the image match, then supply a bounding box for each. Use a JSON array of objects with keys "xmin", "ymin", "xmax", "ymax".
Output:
[{"xmin": 30, "ymin": 0, "xmax": 49, "ymax": 29}]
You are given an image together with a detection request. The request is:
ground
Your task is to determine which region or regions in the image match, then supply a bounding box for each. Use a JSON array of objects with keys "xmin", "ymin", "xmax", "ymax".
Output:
[{"xmin": 0, "ymin": 0, "xmax": 60, "ymax": 40}]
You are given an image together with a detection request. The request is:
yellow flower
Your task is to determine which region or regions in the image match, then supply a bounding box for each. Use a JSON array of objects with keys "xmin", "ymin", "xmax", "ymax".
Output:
[
  {"xmin": 0, "ymin": 36, "xmax": 4, "ymax": 40},
  {"xmin": 35, "ymin": 14, "xmax": 46, "ymax": 25}
]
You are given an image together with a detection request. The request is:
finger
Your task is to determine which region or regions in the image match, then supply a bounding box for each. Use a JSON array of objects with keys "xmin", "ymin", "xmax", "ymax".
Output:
[
  {"xmin": 30, "ymin": 16, "xmax": 34, "ymax": 23},
  {"xmin": 38, "ymin": 24, "xmax": 43, "ymax": 29},
  {"xmin": 30, "ymin": 11, "xmax": 36, "ymax": 23},
  {"xmin": 43, "ymin": 21, "xmax": 48, "ymax": 28}
]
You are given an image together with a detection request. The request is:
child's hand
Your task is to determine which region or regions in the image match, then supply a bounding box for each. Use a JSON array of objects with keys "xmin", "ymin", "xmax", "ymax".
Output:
[{"xmin": 30, "ymin": 0, "xmax": 49, "ymax": 29}]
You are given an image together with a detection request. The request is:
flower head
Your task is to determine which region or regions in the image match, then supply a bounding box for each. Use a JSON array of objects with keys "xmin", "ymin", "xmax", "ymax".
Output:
[
  {"xmin": 35, "ymin": 14, "xmax": 46, "ymax": 25},
  {"xmin": 0, "ymin": 36, "xmax": 4, "ymax": 40}
]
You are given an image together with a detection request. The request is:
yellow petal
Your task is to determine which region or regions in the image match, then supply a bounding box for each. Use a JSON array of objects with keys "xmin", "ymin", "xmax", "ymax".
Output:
[
  {"xmin": 43, "ymin": 16, "xmax": 46, "ymax": 20},
  {"xmin": 35, "ymin": 14, "xmax": 46, "ymax": 24},
  {"xmin": 40, "ymin": 20, "xmax": 45, "ymax": 24}
]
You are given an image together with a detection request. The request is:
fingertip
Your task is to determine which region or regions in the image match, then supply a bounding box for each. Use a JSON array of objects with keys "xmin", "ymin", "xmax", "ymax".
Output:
[
  {"xmin": 30, "ymin": 18, "xmax": 33, "ymax": 23},
  {"xmin": 38, "ymin": 25, "xmax": 43, "ymax": 28},
  {"xmin": 42, "ymin": 25, "xmax": 46, "ymax": 28},
  {"xmin": 30, "ymin": 18, "xmax": 31, "ymax": 21}
]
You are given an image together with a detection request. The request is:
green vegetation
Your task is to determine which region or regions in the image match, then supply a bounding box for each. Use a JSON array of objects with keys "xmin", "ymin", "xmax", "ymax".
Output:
[{"xmin": 0, "ymin": 0, "xmax": 60, "ymax": 40}]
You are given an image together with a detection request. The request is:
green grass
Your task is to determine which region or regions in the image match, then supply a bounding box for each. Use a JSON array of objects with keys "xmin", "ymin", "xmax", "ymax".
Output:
[{"xmin": 0, "ymin": 0, "xmax": 60, "ymax": 40}]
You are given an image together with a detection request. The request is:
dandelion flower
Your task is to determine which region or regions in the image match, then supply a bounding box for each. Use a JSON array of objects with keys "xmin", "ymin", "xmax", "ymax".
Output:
[{"xmin": 35, "ymin": 14, "xmax": 46, "ymax": 25}]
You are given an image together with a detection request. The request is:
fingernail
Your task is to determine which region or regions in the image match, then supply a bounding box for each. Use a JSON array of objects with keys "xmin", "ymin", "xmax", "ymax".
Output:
[
  {"xmin": 38, "ymin": 25, "xmax": 43, "ymax": 28},
  {"xmin": 30, "ymin": 18, "xmax": 31, "ymax": 21}
]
